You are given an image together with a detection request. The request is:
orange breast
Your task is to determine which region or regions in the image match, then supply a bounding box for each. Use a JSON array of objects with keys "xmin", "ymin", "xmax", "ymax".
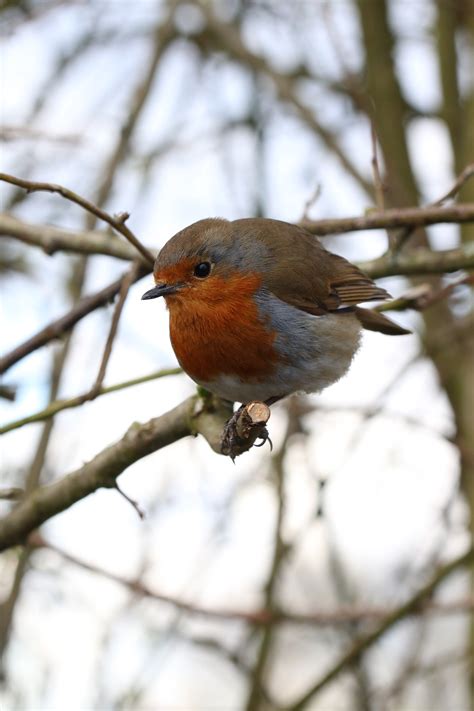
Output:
[{"xmin": 166, "ymin": 272, "xmax": 279, "ymax": 382}]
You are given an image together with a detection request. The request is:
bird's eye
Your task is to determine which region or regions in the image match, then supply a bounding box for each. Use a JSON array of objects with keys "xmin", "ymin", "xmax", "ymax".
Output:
[{"xmin": 193, "ymin": 262, "xmax": 211, "ymax": 278}]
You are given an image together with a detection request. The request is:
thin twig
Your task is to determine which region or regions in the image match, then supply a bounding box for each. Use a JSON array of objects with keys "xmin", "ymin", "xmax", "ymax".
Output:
[
  {"xmin": 114, "ymin": 482, "xmax": 145, "ymax": 520},
  {"xmin": 0, "ymin": 385, "xmax": 16, "ymax": 402},
  {"xmin": 26, "ymin": 535, "xmax": 474, "ymax": 626},
  {"xmin": 389, "ymin": 162, "xmax": 474, "ymax": 252},
  {"xmin": 1, "ymin": 126, "xmax": 82, "ymax": 145},
  {"xmin": 376, "ymin": 274, "xmax": 474, "ymax": 313},
  {"xmin": 0, "ymin": 265, "xmax": 149, "ymax": 376},
  {"xmin": 285, "ymin": 547, "xmax": 473, "ymax": 711},
  {"xmin": 0, "ymin": 173, "xmax": 155, "ymax": 266},
  {"xmin": 0, "ymin": 368, "xmax": 181, "ymax": 436},
  {"xmin": 430, "ymin": 162, "xmax": 474, "ymax": 207},
  {"xmin": 301, "ymin": 183, "xmax": 322, "ymax": 222},
  {"xmin": 195, "ymin": 0, "xmax": 375, "ymax": 198},
  {"xmin": 370, "ymin": 123, "xmax": 385, "ymax": 211},
  {"xmin": 86, "ymin": 262, "xmax": 141, "ymax": 400}
]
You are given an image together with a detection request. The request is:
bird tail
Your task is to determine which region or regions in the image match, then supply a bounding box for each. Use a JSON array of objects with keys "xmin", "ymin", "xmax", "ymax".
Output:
[{"xmin": 354, "ymin": 307, "xmax": 411, "ymax": 336}]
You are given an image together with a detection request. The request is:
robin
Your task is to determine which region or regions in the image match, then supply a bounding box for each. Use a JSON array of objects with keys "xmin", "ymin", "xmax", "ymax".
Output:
[{"xmin": 142, "ymin": 217, "xmax": 410, "ymax": 409}]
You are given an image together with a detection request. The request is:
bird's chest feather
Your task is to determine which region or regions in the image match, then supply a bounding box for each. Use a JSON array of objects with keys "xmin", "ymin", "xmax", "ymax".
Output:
[{"xmin": 166, "ymin": 274, "xmax": 279, "ymax": 383}]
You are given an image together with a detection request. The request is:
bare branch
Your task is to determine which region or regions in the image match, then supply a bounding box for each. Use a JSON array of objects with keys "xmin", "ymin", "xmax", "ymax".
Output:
[
  {"xmin": 114, "ymin": 482, "xmax": 145, "ymax": 520},
  {"xmin": 0, "ymin": 397, "xmax": 197, "ymax": 551},
  {"xmin": 0, "ymin": 368, "xmax": 181, "ymax": 435},
  {"xmin": 194, "ymin": 0, "xmax": 375, "ymax": 198},
  {"xmin": 0, "ymin": 173, "xmax": 155, "ymax": 266},
  {"xmin": 0, "ymin": 266, "xmax": 149, "ymax": 375},
  {"xmin": 0, "ymin": 489, "xmax": 24, "ymax": 502},
  {"xmin": 86, "ymin": 262, "xmax": 141, "ymax": 400},
  {"xmin": 430, "ymin": 162, "xmax": 474, "ymax": 206},
  {"xmin": 370, "ymin": 124, "xmax": 386, "ymax": 211},
  {"xmin": 0, "ymin": 213, "xmax": 140, "ymax": 261},
  {"xmin": 0, "ymin": 394, "xmax": 264, "ymax": 551},
  {"xmin": 26, "ymin": 534, "xmax": 474, "ymax": 626},
  {"xmin": 377, "ymin": 275, "xmax": 474, "ymax": 314},
  {"xmin": 286, "ymin": 547, "xmax": 473, "ymax": 710},
  {"xmin": 0, "ymin": 125, "xmax": 82, "ymax": 144},
  {"xmin": 300, "ymin": 183, "xmax": 322, "ymax": 222},
  {"xmin": 300, "ymin": 203, "xmax": 474, "ymax": 235},
  {"xmin": 3, "ymin": 204, "xmax": 474, "ymax": 266},
  {"xmin": 359, "ymin": 242, "xmax": 474, "ymax": 279}
]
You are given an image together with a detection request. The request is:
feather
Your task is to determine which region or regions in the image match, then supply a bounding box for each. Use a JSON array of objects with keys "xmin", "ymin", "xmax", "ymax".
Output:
[{"xmin": 354, "ymin": 307, "xmax": 411, "ymax": 335}]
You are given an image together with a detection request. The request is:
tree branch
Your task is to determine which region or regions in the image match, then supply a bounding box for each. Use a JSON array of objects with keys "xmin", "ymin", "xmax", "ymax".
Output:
[
  {"xmin": 376, "ymin": 275, "xmax": 473, "ymax": 314},
  {"xmin": 0, "ymin": 173, "xmax": 155, "ymax": 266},
  {"xmin": 0, "ymin": 367, "xmax": 182, "ymax": 435},
  {"xmin": 285, "ymin": 547, "xmax": 473, "ymax": 710},
  {"xmin": 0, "ymin": 398, "xmax": 197, "ymax": 552},
  {"xmin": 0, "ymin": 394, "xmax": 261, "ymax": 550},
  {"xmin": 430, "ymin": 163, "xmax": 474, "ymax": 207},
  {"xmin": 3, "ymin": 203, "xmax": 473, "ymax": 264},
  {"xmin": 26, "ymin": 534, "xmax": 474, "ymax": 627},
  {"xmin": 0, "ymin": 212, "xmax": 140, "ymax": 262},
  {"xmin": 84, "ymin": 262, "xmax": 141, "ymax": 400},
  {"xmin": 0, "ymin": 265, "xmax": 149, "ymax": 375},
  {"xmin": 359, "ymin": 242, "xmax": 474, "ymax": 279},
  {"xmin": 194, "ymin": 0, "xmax": 375, "ymax": 198},
  {"xmin": 301, "ymin": 203, "xmax": 474, "ymax": 235}
]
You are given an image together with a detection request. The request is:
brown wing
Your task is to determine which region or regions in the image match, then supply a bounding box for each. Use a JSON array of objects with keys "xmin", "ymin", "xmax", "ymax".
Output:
[
  {"xmin": 310, "ymin": 251, "xmax": 391, "ymax": 312},
  {"xmin": 233, "ymin": 218, "xmax": 390, "ymax": 315}
]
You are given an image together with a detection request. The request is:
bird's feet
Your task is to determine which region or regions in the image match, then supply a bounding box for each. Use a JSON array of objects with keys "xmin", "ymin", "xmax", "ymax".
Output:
[{"xmin": 220, "ymin": 401, "xmax": 272, "ymax": 460}]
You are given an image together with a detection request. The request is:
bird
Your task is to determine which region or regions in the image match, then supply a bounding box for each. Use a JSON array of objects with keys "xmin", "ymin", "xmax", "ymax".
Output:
[{"xmin": 142, "ymin": 217, "xmax": 410, "ymax": 409}]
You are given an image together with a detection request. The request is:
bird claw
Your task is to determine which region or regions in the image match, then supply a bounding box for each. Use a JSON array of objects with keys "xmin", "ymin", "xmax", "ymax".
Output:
[
  {"xmin": 254, "ymin": 432, "xmax": 273, "ymax": 451},
  {"xmin": 220, "ymin": 402, "xmax": 271, "ymax": 459}
]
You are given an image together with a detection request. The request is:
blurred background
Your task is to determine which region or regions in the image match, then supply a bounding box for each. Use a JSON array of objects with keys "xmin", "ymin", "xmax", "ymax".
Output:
[{"xmin": 1, "ymin": 0, "xmax": 473, "ymax": 709}]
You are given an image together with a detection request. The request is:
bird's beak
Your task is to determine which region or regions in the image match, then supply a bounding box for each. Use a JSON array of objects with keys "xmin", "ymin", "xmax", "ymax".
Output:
[{"xmin": 141, "ymin": 282, "xmax": 183, "ymax": 300}]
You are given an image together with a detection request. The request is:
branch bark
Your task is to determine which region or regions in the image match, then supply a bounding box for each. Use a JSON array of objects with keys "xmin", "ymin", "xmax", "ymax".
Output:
[
  {"xmin": 0, "ymin": 173, "xmax": 154, "ymax": 266},
  {"xmin": 3, "ymin": 204, "xmax": 473, "ymax": 264},
  {"xmin": 0, "ymin": 398, "xmax": 197, "ymax": 552},
  {"xmin": 358, "ymin": 243, "xmax": 474, "ymax": 279},
  {"xmin": 0, "ymin": 212, "xmax": 142, "ymax": 262},
  {"xmin": 301, "ymin": 203, "xmax": 474, "ymax": 235},
  {"xmin": 0, "ymin": 394, "xmax": 270, "ymax": 551}
]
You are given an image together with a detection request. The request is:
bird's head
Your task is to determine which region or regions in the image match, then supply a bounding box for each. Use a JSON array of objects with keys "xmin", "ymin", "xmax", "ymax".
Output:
[{"xmin": 141, "ymin": 218, "xmax": 269, "ymax": 306}]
